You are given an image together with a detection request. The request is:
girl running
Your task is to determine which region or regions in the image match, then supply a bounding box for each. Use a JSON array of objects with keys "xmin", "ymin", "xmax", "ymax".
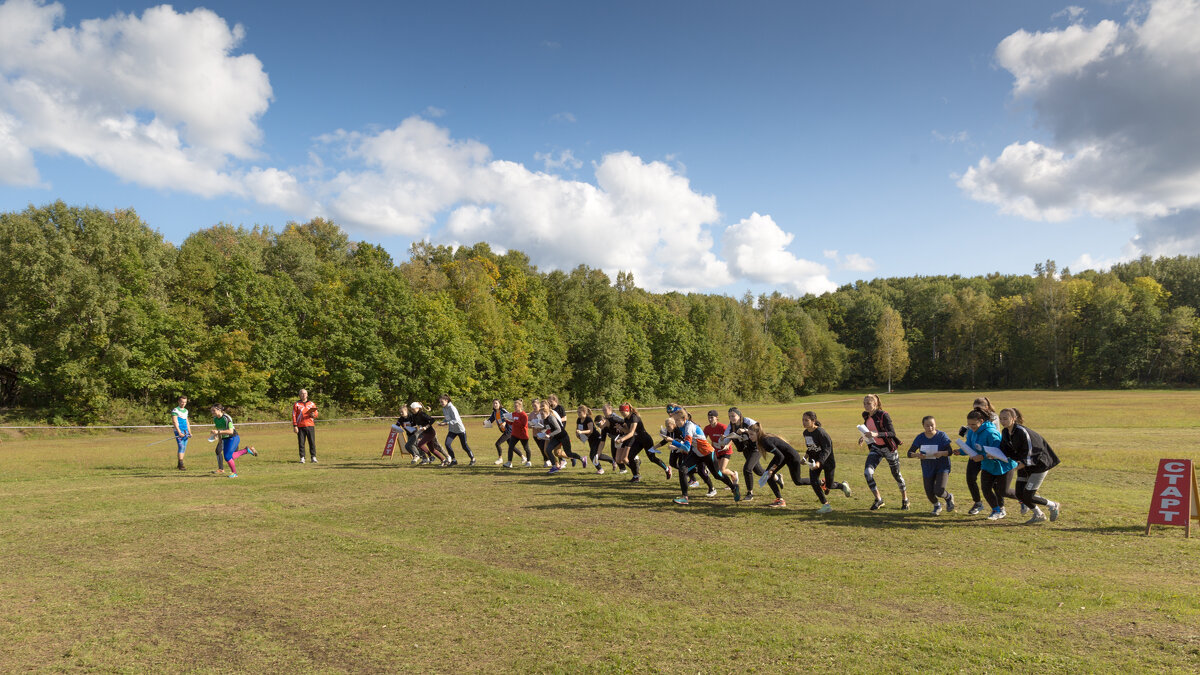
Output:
[
  {"xmin": 577, "ymin": 405, "xmax": 616, "ymax": 474},
  {"xmin": 396, "ymin": 405, "xmax": 424, "ymax": 464},
  {"xmin": 540, "ymin": 400, "xmax": 570, "ymax": 473},
  {"xmin": 859, "ymin": 394, "xmax": 910, "ymax": 510},
  {"xmin": 209, "ymin": 404, "xmax": 257, "ymax": 478},
  {"xmin": 617, "ymin": 403, "xmax": 665, "ymax": 483},
  {"xmin": 438, "ymin": 394, "xmax": 475, "ymax": 466},
  {"xmin": 703, "ymin": 410, "xmax": 736, "ymax": 488},
  {"xmin": 668, "ymin": 405, "xmax": 739, "ymax": 505},
  {"xmin": 410, "ymin": 402, "xmax": 448, "ymax": 466},
  {"xmin": 602, "ymin": 403, "xmax": 628, "ymax": 473},
  {"xmin": 749, "ymin": 422, "xmax": 816, "ymax": 508},
  {"xmin": 998, "ymin": 408, "xmax": 1062, "ymax": 524},
  {"xmin": 961, "ymin": 408, "xmax": 1016, "ymax": 520},
  {"xmin": 962, "ymin": 396, "xmax": 998, "ymax": 515},
  {"xmin": 801, "ymin": 411, "xmax": 852, "ymax": 513},
  {"xmin": 529, "ymin": 399, "xmax": 551, "ymax": 467},
  {"xmin": 171, "ymin": 396, "xmax": 190, "ymax": 471},
  {"xmin": 547, "ymin": 395, "xmax": 583, "ymax": 468},
  {"xmin": 906, "ymin": 416, "xmax": 955, "ymax": 515},
  {"xmin": 502, "ymin": 399, "xmax": 531, "ymax": 468},
  {"xmin": 724, "ymin": 407, "xmax": 766, "ymax": 501},
  {"xmin": 486, "ymin": 399, "xmax": 511, "ymax": 465}
]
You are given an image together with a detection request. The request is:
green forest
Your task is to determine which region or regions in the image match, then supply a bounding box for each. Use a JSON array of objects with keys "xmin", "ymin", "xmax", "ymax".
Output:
[{"xmin": 2, "ymin": 202, "xmax": 1198, "ymax": 423}]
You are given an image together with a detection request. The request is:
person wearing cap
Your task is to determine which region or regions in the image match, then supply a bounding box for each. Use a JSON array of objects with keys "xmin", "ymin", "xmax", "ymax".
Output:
[
  {"xmin": 293, "ymin": 388, "xmax": 319, "ymax": 464},
  {"xmin": 409, "ymin": 401, "xmax": 448, "ymax": 465}
]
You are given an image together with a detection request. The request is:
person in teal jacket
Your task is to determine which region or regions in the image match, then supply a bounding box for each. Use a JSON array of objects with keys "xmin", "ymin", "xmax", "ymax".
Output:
[{"xmin": 960, "ymin": 408, "xmax": 1017, "ymax": 521}]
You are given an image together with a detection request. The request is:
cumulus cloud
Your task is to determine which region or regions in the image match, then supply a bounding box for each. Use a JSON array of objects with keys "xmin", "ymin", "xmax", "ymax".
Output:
[
  {"xmin": 960, "ymin": 0, "xmax": 1200, "ymax": 256},
  {"xmin": 534, "ymin": 149, "xmax": 582, "ymax": 172},
  {"xmin": 723, "ymin": 213, "xmax": 836, "ymax": 295}
]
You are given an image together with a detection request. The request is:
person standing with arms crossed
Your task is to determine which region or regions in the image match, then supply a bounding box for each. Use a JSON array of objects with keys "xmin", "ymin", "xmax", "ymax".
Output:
[{"xmin": 293, "ymin": 388, "xmax": 319, "ymax": 464}]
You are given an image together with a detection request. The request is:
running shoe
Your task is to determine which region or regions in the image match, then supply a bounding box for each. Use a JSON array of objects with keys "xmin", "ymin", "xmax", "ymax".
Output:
[
  {"xmin": 494, "ymin": 457, "xmax": 504, "ymax": 465},
  {"xmin": 688, "ymin": 480, "xmax": 700, "ymax": 488},
  {"xmin": 412, "ymin": 457, "xmax": 421, "ymax": 464},
  {"xmin": 774, "ymin": 474, "xmax": 783, "ymax": 486},
  {"xmin": 228, "ymin": 473, "xmax": 239, "ymax": 478},
  {"xmin": 596, "ymin": 467, "xmax": 605, "ymax": 475},
  {"xmin": 619, "ymin": 467, "xmax": 628, "ymax": 474},
  {"xmin": 503, "ymin": 462, "xmax": 512, "ymax": 468},
  {"xmin": 968, "ymin": 502, "xmax": 984, "ymax": 515},
  {"xmin": 839, "ymin": 483, "xmax": 852, "ymax": 498},
  {"xmin": 450, "ymin": 459, "xmax": 459, "ymax": 466},
  {"xmin": 946, "ymin": 493, "xmax": 956, "ymax": 512},
  {"xmin": 544, "ymin": 460, "xmax": 552, "ymax": 468},
  {"xmin": 630, "ymin": 475, "xmax": 641, "ymax": 483},
  {"xmin": 768, "ymin": 498, "xmax": 786, "ymax": 508},
  {"xmin": 247, "ymin": 446, "xmax": 257, "ymax": 457},
  {"xmin": 665, "ymin": 467, "xmax": 672, "ymax": 480},
  {"xmin": 570, "ymin": 458, "xmax": 577, "ymax": 468},
  {"xmin": 901, "ymin": 499, "xmax": 911, "ymax": 511},
  {"xmin": 1025, "ymin": 509, "xmax": 1046, "ymax": 524},
  {"xmin": 468, "ymin": 458, "xmax": 477, "ymax": 466},
  {"xmin": 440, "ymin": 460, "xmax": 450, "ymax": 467},
  {"xmin": 582, "ymin": 458, "xmax": 588, "ymax": 468},
  {"xmin": 1048, "ymin": 501, "xmax": 1061, "ymax": 522},
  {"xmin": 523, "ymin": 461, "xmax": 532, "ymax": 468},
  {"xmin": 706, "ymin": 488, "xmax": 718, "ymax": 498},
  {"xmin": 732, "ymin": 484, "xmax": 742, "ymax": 502},
  {"xmin": 817, "ymin": 503, "xmax": 833, "ymax": 514},
  {"xmin": 1020, "ymin": 503, "xmax": 1029, "ymax": 516},
  {"xmin": 310, "ymin": 457, "xmax": 318, "ymax": 464},
  {"xmin": 548, "ymin": 466, "xmax": 560, "ymax": 475},
  {"xmin": 987, "ymin": 508, "xmax": 1002, "ymax": 520},
  {"xmin": 299, "ymin": 457, "xmax": 306, "ymax": 464},
  {"xmin": 744, "ymin": 492, "xmax": 754, "ymax": 502},
  {"xmin": 673, "ymin": 496, "xmax": 689, "ymax": 505},
  {"xmin": 870, "ymin": 498, "xmax": 885, "ymax": 511},
  {"xmin": 997, "ymin": 507, "xmax": 1007, "ymax": 519},
  {"xmin": 932, "ymin": 503, "xmax": 942, "ymax": 516}
]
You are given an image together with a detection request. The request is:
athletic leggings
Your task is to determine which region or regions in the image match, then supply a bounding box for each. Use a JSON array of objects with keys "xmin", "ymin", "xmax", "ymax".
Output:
[
  {"xmin": 535, "ymin": 436, "xmax": 550, "ymax": 463},
  {"xmin": 1012, "ymin": 471, "xmax": 1051, "ymax": 510},
  {"xmin": 864, "ymin": 445, "xmax": 906, "ymax": 493},
  {"xmin": 627, "ymin": 437, "xmax": 666, "ymax": 477},
  {"xmin": 494, "ymin": 431, "xmax": 511, "ymax": 458},
  {"xmin": 546, "ymin": 433, "xmax": 584, "ymax": 463},
  {"xmin": 922, "ymin": 470, "xmax": 951, "ymax": 505},
  {"xmin": 809, "ymin": 457, "xmax": 846, "ymax": 504},
  {"xmin": 506, "ymin": 436, "xmax": 530, "ymax": 463},
  {"xmin": 737, "ymin": 442, "xmax": 765, "ymax": 494},
  {"xmin": 445, "ymin": 431, "xmax": 473, "ymax": 461},
  {"xmin": 587, "ymin": 437, "xmax": 616, "ymax": 468},
  {"xmin": 678, "ymin": 452, "xmax": 733, "ymax": 497},
  {"xmin": 297, "ymin": 426, "xmax": 316, "ymax": 460},
  {"xmin": 980, "ymin": 469, "xmax": 1012, "ymax": 509},
  {"xmin": 670, "ymin": 451, "xmax": 712, "ymax": 490},
  {"xmin": 418, "ymin": 429, "xmax": 446, "ymax": 462},
  {"xmin": 765, "ymin": 448, "xmax": 816, "ymax": 499},
  {"xmin": 965, "ymin": 459, "xmax": 982, "ymax": 504},
  {"xmin": 404, "ymin": 433, "xmax": 420, "ymax": 458}
]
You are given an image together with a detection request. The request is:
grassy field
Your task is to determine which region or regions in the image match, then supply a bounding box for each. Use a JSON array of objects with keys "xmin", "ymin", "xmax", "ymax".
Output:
[{"xmin": 2, "ymin": 390, "xmax": 1199, "ymax": 673}]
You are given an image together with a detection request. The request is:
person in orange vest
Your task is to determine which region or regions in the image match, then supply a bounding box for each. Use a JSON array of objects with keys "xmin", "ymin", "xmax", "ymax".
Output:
[{"xmin": 293, "ymin": 388, "xmax": 319, "ymax": 464}]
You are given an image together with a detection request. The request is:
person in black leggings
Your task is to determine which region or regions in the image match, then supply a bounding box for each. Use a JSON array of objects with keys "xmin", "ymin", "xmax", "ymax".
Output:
[
  {"xmin": 667, "ymin": 405, "xmax": 739, "ymax": 505},
  {"xmin": 617, "ymin": 403, "xmax": 665, "ymax": 483},
  {"xmin": 801, "ymin": 411, "xmax": 852, "ymax": 513},
  {"xmin": 961, "ymin": 396, "xmax": 998, "ymax": 515},
  {"xmin": 906, "ymin": 415, "xmax": 955, "ymax": 515},
  {"xmin": 999, "ymin": 408, "xmax": 1062, "ymax": 524},
  {"xmin": 724, "ymin": 407, "xmax": 766, "ymax": 501},
  {"xmin": 486, "ymin": 399, "xmax": 511, "ymax": 465},
  {"xmin": 749, "ymin": 422, "xmax": 817, "ymax": 508},
  {"xmin": 577, "ymin": 406, "xmax": 616, "ymax": 474}
]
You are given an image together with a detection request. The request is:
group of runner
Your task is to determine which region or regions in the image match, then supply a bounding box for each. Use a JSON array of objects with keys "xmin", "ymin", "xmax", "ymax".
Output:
[{"xmin": 387, "ymin": 393, "xmax": 1063, "ymax": 523}]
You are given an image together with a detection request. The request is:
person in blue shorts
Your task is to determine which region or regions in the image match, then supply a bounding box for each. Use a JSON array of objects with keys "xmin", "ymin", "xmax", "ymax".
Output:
[
  {"xmin": 171, "ymin": 396, "xmax": 191, "ymax": 471},
  {"xmin": 210, "ymin": 404, "xmax": 257, "ymax": 478}
]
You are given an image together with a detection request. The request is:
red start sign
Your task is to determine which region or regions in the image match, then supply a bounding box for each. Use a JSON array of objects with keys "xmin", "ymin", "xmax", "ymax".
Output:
[
  {"xmin": 382, "ymin": 429, "xmax": 398, "ymax": 458},
  {"xmin": 1146, "ymin": 459, "xmax": 1200, "ymax": 538}
]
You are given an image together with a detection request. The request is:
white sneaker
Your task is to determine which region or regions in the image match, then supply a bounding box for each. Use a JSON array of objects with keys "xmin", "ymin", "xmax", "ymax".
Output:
[
  {"xmin": 1025, "ymin": 508, "xmax": 1047, "ymax": 524},
  {"xmin": 299, "ymin": 457, "xmax": 305, "ymax": 464},
  {"xmin": 688, "ymin": 480, "xmax": 699, "ymax": 488},
  {"xmin": 619, "ymin": 467, "xmax": 628, "ymax": 474},
  {"xmin": 1048, "ymin": 501, "xmax": 1061, "ymax": 522},
  {"xmin": 1020, "ymin": 503, "xmax": 1029, "ymax": 515},
  {"xmin": 839, "ymin": 483, "xmax": 852, "ymax": 498},
  {"xmin": 494, "ymin": 458, "xmax": 504, "ymax": 465},
  {"xmin": 523, "ymin": 461, "xmax": 532, "ymax": 468},
  {"xmin": 411, "ymin": 457, "xmax": 419, "ymax": 464},
  {"xmin": 932, "ymin": 503, "xmax": 942, "ymax": 516},
  {"xmin": 503, "ymin": 462, "xmax": 512, "ymax": 468},
  {"xmin": 311, "ymin": 457, "xmax": 317, "ymax": 464},
  {"xmin": 544, "ymin": 460, "xmax": 552, "ymax": 468},
  {"xmin": 596, "ymin": 467, "xmax": 605, "ymax": 475},
  {"xmin": 706, "ymin": 489, "xmax": 718, "ymax": 497}
]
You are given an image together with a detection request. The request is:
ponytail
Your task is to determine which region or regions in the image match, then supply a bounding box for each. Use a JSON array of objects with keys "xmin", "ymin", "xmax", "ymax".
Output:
[{"xmin": 802, "ymin": 411, "xmax": 821, "ymax": 427}]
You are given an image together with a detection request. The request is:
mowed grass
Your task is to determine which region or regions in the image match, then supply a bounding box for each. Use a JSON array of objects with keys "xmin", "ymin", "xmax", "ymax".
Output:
[{"xmin": 1, "ymin": 390, "xmax": 1199, "ymax": 673}]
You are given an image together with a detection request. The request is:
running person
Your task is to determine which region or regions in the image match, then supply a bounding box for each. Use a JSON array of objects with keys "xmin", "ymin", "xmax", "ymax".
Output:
[
  {"xmin": 724, "ymin": 407, "xmax": 766, "ymax": 501},
  {"xmin": 438, "ymin": 394, "xmax": 475, "ymax": 466},
  {"xmin": 210, "ymin": 404, "xmax": 257, "ymax": 478},
  {"xmin": 602, "ymin": 403, "xmax": 628, "ymax": 473},
  {"xmin": 704, "ymin": 410, "xmax": 737, "ymax": 489},
  {"xmin": 859, "ymin": 394, "xmax": 910, "ymax": 510},
  {"xmin": 529, "ymin": 399, "xmax": 550, "ymax": 467},
  {"xmin": 409, "ymin": 402, "xmax": 448, "ymax": 465},
  {"xmin": 962, "ymin": 397, "xmax": 998, "ymax": 515},
  {"xmin": 486, "ymin": 400, "xmax": 511, "ymax": 465},
  {"xmin": 801, "ymin": 411, "xmax": 852, "ymax": 513},
  {"xmin": 749, "ymin": 422, "xmax": 817, "ymax": 508},
  {"xmin": 502, "ymin": 399, "xmax": 531, "ymax": 468},
  {"xmin": 547, "ymin": 395, "xmax": 584, "ymax": 468},
  {"xmin": 961, "ymin": 408, "xmax": 1016, "ymax": 521},
  {"xmin": 577, "ymin": 405, "xmax": 616, "ymax": 474},
  {"xmin": 617, "ymin": 403, "xmax": 664, "ymax": 483},
  {"xmin": 668, "ymin": 405, "xmax": 740, "ymax": 505},
  {"xmin": 907, "ymin": 416, "xmax": 955, "ymax": 515},
  {"xmin": 541, "ymin": 400, "xmax": 570, "ymax": 473},
  {"xmin": 293, "ymin": 389, "xmax": 318, "ymax": 464},
  {"xmin": 998, "ymin": 408, "xmax": 1062, "ymax": 524},
  {"xmin": 171, "ymin": 396, "xmax": 191, "ymax": 471},
  {"xmin": 396, "ymin": 405, "xmax": 423, "ymax": 463}
]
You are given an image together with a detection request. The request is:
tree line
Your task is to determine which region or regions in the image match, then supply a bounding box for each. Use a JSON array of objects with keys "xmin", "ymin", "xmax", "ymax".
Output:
[{"xmin": 2, "ymin": 202, "xmax": 1197, "ymax": 423}]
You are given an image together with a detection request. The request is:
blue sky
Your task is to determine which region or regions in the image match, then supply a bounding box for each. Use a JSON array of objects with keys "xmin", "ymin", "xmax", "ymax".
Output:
[{"xmin": 3, "ymin": 0, "xmax": 1197, "ymax": 295}]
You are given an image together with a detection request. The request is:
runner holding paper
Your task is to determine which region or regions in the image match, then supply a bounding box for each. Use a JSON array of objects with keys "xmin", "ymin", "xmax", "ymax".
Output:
[
  {"xmin": 961, "ymin": 408, "xmax": 1016, "ymax": 520},
  {"xmin": 906, "ymin": 416, "xmax": 955, "ymax": 515}
]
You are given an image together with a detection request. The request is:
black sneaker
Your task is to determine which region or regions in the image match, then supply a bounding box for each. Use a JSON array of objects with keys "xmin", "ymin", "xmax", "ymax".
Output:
[
  {"xmin": 870, "ymin": 498, "xmax": 885, "ymax": 511},
  {"xmin": 946, "ymin": 493, "xmax": 956, "ymax": 512},
  {"xmin": 901, "ymin": 499, "xmax": 911, "ymax": 511}
]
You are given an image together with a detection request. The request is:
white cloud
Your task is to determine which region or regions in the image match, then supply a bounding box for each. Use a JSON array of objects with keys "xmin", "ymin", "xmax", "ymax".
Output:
[
  {"xmin": 550, "ymin": 112, "xmax": 577, "ymax": 123},
  {"xmin": 842, "ymin": 253, "xmax": 876, "ymax": 273},
  {"xmin": 423, "ymin": 106, "xmax": 446, "ymax": 118},
  {"xmin": 822, "ymin": 249, "xmax": 838, "ymax": 259},
  {"xmin": 1052, "ymin": 6, "xmax": 1087, "ymax": 22},
  {"xmin": 0, "ymin": 0, "xmax": 271, "ymax": 196},
  {"xmin": 534, "ymin": 149, "xmax": 582, "ymax": 172},
  {"xmin": 723, "ymin": 213, "xmax": 835, "ymax": 295},
  {"xmin": 960, "ymin": 0, "xmax": 1200, "ymax": 257}
]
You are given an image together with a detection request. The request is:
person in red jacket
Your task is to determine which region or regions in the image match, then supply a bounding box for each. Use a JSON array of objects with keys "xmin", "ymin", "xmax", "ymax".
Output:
[{"xmin": 293, "ymin": 388, "xmax": 319, "ymax": 464}]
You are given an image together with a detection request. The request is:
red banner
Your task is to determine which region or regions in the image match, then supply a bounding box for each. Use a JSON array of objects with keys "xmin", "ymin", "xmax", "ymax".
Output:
[
  {"xmin": 1146, "ymin": 459, "xmax": 1199, "ymax": 538},
  {"xmin": 382, "ymin": 429, "xmax": 398, "ymax": 458}
]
